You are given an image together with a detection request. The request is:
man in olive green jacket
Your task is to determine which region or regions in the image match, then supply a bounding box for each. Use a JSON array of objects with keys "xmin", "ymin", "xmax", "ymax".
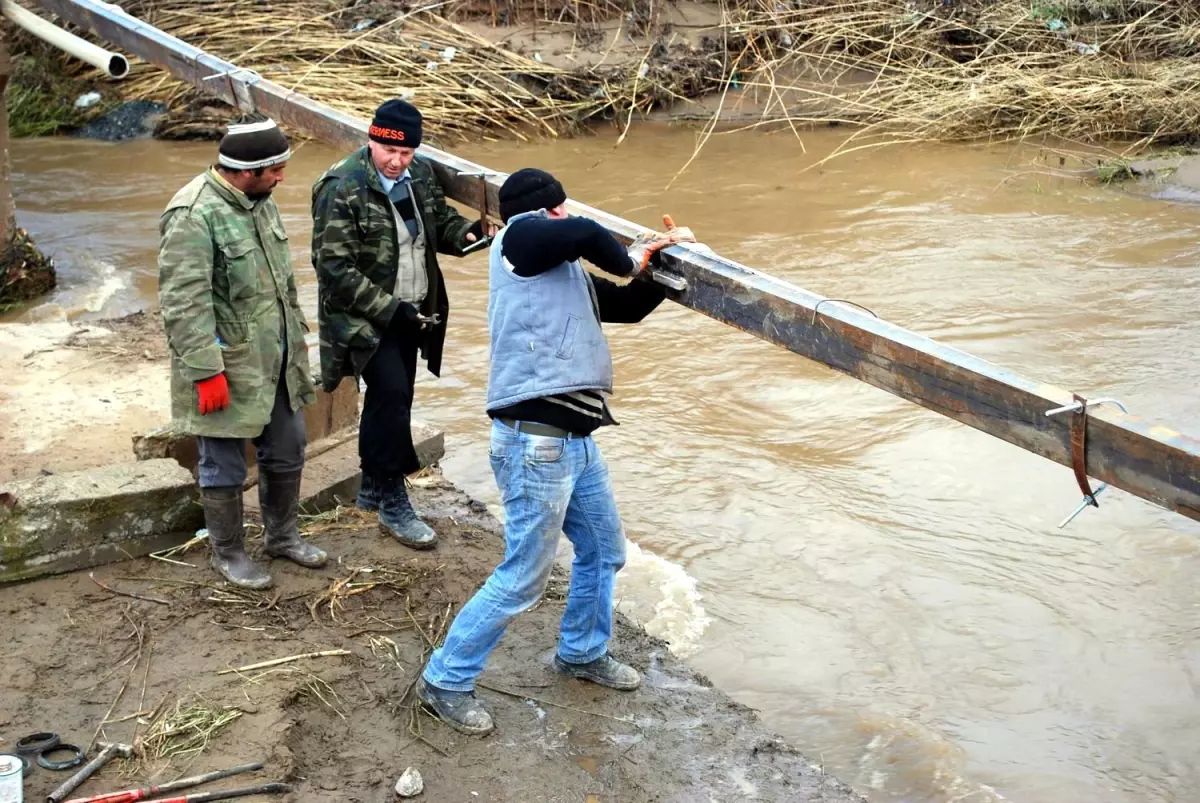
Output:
[
  {"xmin": 311, "ymin": 99, "xmax": 493, "ymax": 549},
  {"xmin": 159, "ymin": 114, "xmax": 326, "ymax": 589}
]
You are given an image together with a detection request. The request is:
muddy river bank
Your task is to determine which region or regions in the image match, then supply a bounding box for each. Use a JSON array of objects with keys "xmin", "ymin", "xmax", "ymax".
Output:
[
  {"xmin": 0, "ymin": 466, "xmax": 864, "ymax": 803},
  {"xmin": 6, "ymin": 126, "xmax": 1200, "ymax": 802}
]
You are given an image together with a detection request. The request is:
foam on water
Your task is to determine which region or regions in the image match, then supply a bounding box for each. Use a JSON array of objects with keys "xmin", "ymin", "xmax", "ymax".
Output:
[
  {"xmin": 614, "ymin": 539, "xmax": 713, "ymax": 658},
  {"xmin": 19, "ymin": 258, "xmax": 129, "ymax": 323}
]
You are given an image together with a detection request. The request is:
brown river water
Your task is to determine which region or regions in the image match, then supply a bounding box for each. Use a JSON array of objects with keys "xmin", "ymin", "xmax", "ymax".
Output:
[{"xmin": 8, "ymin": 128, "xmax": 1200, "ymax": 803}]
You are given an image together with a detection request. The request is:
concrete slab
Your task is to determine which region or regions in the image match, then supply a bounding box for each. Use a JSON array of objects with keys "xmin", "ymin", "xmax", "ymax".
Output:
[
  {"xmin": 245, "ymin": 421, "xmax": 446, "ymax": 514},
  {"xmin": 0, "ymin": 459, "xmax": 204, "ymax": 585},
  {"xmin": 132, "ymin": 379, "xmax": 361, "ymax": 476}
]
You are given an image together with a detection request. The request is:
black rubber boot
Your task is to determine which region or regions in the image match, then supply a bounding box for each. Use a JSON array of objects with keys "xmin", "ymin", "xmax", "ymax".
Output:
[
  {"xmin": 260, "ymin": 469, "xmax": 327, "ymax": 569},
  {"xmin": 201, "ymin": 485, "xmax": 272, "ymax": 590},
  {"xmin": 378, "ymin": 477, "xmax": 437, "ymax": 549},
  {"xmin": 554, "ymin": 653, "xmax": 641, "ymax": 691},
  {"xmin": 416, "ymin": 677, "xmax": 494, "ymax": 735}
]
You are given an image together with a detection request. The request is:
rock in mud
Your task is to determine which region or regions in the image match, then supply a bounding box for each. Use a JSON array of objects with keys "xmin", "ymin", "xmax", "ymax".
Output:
[
  {"xmin": 394, "ymin": 767, "xmax": 423, "ymax": 797},
  {"xmin": 71, "ymin": 100, "xmax": 168, "ymax": 142}
]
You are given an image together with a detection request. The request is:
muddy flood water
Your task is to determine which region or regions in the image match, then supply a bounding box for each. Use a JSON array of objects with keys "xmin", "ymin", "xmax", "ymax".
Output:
[{"xmin": 8, "ymin": 127, "xmax": 1200, "ymax": 803}]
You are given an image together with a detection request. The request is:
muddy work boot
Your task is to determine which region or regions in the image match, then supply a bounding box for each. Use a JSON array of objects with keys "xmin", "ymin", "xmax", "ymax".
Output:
[
  {"xmin": 554, "ymin": 653, "xmax": 641, "ymax": 691},
  {"xmin": 378, "ymin": 477, "xmax": 437, "ymax": 549},
  {"xmin": 260, "ymin": 469, "xmax": 328, "ymax": 569},
  {"xmin": 356, "ymin": 473, "xmax": 381, "ymax": 512},
  {"xmin": 416, "ymin": 677, "xmax": 494, "ymax": 735},
  {"xmin": 201, "ymin": 485, "xmax": 272, "ymax": 590}
]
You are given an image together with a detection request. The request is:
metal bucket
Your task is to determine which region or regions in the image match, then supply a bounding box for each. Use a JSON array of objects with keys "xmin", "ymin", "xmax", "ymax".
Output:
[{"xmin": 0, "ymin": 754, "xmax": 22, "ymax": 803}]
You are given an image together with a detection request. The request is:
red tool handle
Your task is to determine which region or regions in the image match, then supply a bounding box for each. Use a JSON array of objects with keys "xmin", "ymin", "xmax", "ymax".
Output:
[{"xmin": 64, "ymin": 762, "xmax": 265, "ymax": 803}]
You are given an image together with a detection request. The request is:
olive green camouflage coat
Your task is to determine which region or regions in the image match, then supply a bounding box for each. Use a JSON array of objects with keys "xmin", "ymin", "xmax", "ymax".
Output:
[
  {"xmin": 310, "ymin": 147, "xmax": 475, "ymax": 392},
  {"xmin": 158, "ymin": 169, "xmax": 316, "ymax": 438}
]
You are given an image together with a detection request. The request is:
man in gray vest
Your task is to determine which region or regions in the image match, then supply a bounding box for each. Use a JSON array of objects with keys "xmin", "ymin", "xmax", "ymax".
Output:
[{"xmin": 416, "ymin": 168, "xmax": 695, "ymax": 735}]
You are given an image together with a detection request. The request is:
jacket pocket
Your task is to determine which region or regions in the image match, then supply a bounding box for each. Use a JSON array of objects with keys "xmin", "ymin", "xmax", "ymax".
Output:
[
  {"xmin": 215, "ymin": 319, "xmax": 252, "ymax": 348},
  {"xmin": 218, "ymin": 238, "xmax": 261, "ymax": 302},
  {"xmin": 556, "ymin": 314, "xmax": 580, "ymax": 360}
]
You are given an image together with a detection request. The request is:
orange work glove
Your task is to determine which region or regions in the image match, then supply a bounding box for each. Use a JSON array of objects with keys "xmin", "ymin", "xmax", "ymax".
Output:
[
  {"xmin": 196, "ymin": 373, "xmax": 230, "ymax": 415},
  {"xmin": 628, "ymin": 214, "xmax": 697, "ymax": 274}
]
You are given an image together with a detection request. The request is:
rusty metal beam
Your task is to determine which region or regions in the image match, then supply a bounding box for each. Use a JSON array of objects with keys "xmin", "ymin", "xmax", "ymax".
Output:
[{"xmin": 31, "ymin": 0, "xmax": 1200, "ymax": 524}]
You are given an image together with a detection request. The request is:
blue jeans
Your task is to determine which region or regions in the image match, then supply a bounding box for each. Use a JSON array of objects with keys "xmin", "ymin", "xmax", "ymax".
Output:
[{"xmin": 423, "ymin": 419, "xmax": 627, "ymax": 692}]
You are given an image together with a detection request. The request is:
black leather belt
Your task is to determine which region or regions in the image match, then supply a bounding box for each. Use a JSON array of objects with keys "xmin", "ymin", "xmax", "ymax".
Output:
[{"xmin": 498, "ymin": 418, "xmax": 576, "ymax": 439}]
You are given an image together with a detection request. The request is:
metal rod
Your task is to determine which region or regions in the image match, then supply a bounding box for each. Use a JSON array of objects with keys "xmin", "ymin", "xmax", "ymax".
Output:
[
  {"xmin": 63, "ymin": 762, "xmax": 264, "ymax": 803},
  {"xmin": 25, "ymin": 0, "xmax": 1200, "ymax": 525},
  {"xmin": 1058, "ymin": 483, "xmax": 1109, "ymax": 529}
]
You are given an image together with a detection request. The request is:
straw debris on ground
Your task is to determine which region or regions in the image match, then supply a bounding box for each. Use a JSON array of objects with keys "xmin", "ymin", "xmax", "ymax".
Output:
[
  {"xmin": 718, "ymin": 0, "xmax": 1200, "ymax": 161},
  {"xmin": 141, "ymin": 697, "xmax": 244, "ymax": 760},
  {"xmin": 11, "ymin": 0, "xmax": 1200, "ymax": 162},
  {"xmin": 106, "ymin": 0, "xmax": 727, "ymax": 140}
]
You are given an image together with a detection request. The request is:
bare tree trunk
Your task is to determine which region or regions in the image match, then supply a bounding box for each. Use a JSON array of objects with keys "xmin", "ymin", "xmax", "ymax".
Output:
[{"xmin": 0, "ymin": 36, "xmax": 15, "ymax": 250}]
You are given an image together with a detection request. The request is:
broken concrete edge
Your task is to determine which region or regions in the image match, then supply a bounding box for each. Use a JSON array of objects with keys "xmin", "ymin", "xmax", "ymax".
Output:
[
  {"xmin": 0, "ymin": 426, "xmax": 446, "ymax": 586},
  {"xmin": 275, "ymin": 422, "xmax": 445, "ymax": 516},
  {"xmin": 133, "ymin": 374, "xmax": 361, "ymax": 475},
  {"xmin": 0, "ymin": 458, "xmax": 205, "ymax": 586}
]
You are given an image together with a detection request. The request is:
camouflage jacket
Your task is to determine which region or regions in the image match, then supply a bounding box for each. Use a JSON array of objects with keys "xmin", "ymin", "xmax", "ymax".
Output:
[
  {"xmin": 158, "ymin": 169, "xmax": 316, "ymax": 439},
  {"xmin": 310, "ymin": 147, "xmax": 475, "ymax": 391}
]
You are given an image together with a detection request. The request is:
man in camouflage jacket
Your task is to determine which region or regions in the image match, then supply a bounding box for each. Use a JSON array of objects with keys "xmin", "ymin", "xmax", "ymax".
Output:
[
  {"xmin": 311, "ymin": 99, "xmax": 491, "ymax": 549},
  {"xmin": 159, "ymin": 114, "xmax": 326, "ymax": 589}
]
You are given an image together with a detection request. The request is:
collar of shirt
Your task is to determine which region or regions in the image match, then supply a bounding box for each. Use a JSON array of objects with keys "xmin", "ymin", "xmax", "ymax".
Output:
[{"xmin": 376, "ymin": 167, "xmax": 411, "ymax": 195}]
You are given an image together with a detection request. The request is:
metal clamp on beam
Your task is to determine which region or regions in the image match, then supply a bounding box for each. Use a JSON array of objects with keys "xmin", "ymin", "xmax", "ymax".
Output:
[
  {"xmin": 811, "ymin": 298, "xmax": 880, "ymax": 327},
  {"xmin": 202, "ymin": 67, "xmax": 263, "ymax": 111},
  {"xmin": 1045, "ymin": 395, "xmax": 1129, "ymax": 528},
  {"xmin": 457, "ymin": 169, "xmax": 500, "ymax": 227}
]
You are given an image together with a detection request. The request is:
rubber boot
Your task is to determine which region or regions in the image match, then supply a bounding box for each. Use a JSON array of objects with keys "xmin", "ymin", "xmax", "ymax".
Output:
[
  {"xmin": 201, "ymin": 485, "xmax": 272, "ymax": 590},
  {"xmin": 379, "ymin": 476, "xmax": 438, "ymax": 549},
  {"xmin": 260, "ymin": 469, "xmax": 328, "ymax": 569}
]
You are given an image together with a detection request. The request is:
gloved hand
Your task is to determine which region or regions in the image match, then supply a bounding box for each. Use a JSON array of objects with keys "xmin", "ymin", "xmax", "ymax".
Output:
[
  {"xmin": 627, "ymin": 214, "xmax": 697, "ymax": 276},
  {"xmin": 196, "ymin": 373, "xmax": 230, "ymax": 415}
]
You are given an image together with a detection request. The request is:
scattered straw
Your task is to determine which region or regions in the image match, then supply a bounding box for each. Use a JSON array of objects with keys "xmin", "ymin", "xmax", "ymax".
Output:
[
  {"xmin": 90, "ymin": 572, "xmax": 171, "ymax": 605},
  {"xmin": 217, "ymin": 649, "xmax": 352, "ymax": 675},
  {"xmin": 62, "ymin": 0, "xmax": 726, "ymax": 141},
  {"xmin": 141, "ymin": 697, "xmax": 243, "ymax": 760},
  {"xmin": 150, "ymin": 531, "xmax": 209, "ymax": 567},
  {"xmin": 308, "ymin": 565, "xmax": 425, "ymax": 624},
  {"xmin": 368, "ymin": 635, "xmax": 406, "ymax": 669}
]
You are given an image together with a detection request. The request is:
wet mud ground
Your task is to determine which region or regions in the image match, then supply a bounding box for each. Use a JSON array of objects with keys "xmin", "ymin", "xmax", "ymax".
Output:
[{"xmin": 0, "ymin": 472, "xmax": 864, "ymax": 802}]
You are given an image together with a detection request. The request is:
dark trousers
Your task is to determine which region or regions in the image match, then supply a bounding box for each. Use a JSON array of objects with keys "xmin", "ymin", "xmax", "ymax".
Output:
[
  {"xmin": 197, "ymin": 373, "xmax": 306, "ymax": 488},
  {"xmin": 360, "ymin": 325, "xmax": 420, "ymax": 480}
]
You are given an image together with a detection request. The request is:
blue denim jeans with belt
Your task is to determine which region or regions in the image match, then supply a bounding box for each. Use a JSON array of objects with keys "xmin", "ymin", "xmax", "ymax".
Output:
[{"xmin": 423, "ymin": 419, "xmax": 627, "ymax": 692}]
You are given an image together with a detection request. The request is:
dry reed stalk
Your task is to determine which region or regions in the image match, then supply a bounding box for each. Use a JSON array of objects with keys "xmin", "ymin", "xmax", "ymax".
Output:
[
  {"xmin": 141, "ymin": 697, "xmax": 242, "ymax": 760},
  {"xmin": 682, "ymin": 0, "xmax": 1200, "ymax": 167},
  {"xmin": 35, "ymin": 0, "xmax": 724, "ymax": 140}
]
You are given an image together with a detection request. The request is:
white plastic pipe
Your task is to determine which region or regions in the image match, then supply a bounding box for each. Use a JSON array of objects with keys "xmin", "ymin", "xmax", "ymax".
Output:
[{"xmin": 2, "ymin": 0, "xmax": 128, "ymax": 78}]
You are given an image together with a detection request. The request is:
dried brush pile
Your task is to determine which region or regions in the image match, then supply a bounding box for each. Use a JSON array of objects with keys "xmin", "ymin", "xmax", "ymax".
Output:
[
  {"xmin": 112, "ymin": 0, "xmax": 725, "ymax": 140},
  {"xmin": 723, "ymin": 0, "xmax": 1200, "ymax": 153}
]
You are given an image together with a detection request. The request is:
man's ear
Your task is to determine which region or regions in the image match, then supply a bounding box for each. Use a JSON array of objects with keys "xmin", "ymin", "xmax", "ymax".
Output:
[{"xmin": 548, "ymin": 203, "xmax": 569, "ymax": 219}]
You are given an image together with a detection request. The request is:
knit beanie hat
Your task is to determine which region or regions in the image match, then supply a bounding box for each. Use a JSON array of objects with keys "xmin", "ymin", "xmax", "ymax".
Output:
[
  {"xmin": 218, "ymin": 114, "xmax": 291, "ymax": 170},
  {"xmin": 369, "ymin": 99, "xmax": 422, "ymax": 148},
  {"xmin": 498, "ymin": 168, "xmax": 567, "ymax": 222}
]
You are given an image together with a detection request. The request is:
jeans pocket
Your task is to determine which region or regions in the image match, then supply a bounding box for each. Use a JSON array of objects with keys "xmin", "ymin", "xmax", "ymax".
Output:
[{"xmin": 526, "ymin": 436, "xmax": 566, "ymax": 464}]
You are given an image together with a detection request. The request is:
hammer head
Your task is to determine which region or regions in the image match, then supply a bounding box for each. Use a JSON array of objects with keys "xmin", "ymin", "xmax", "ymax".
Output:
[{"xmin": 96, "ymin": 742, "xmax": 134, "ymax": 758}]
